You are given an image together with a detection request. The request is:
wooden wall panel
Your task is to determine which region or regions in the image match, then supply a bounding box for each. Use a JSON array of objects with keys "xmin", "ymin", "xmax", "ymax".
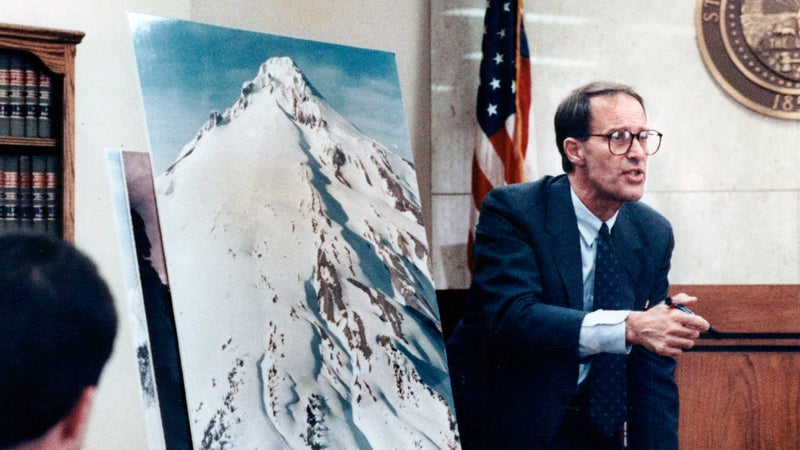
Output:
[
  {"xmin": 675, "ymin": 352, "xmax": 800, "ymax": 449},
  {"xmin": 671, "ymin": 285, "xmax": 800, "ymax": 449},
  {"xmin": 669, "ymin": 285, "xmax": 800, "ymax": 334}
]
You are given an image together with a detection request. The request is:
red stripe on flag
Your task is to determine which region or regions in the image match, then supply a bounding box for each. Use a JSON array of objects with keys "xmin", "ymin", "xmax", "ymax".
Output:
[
  {"xmin": 471, "ymin": 154, "xmax": 494, "ymax": 211},
  {"xmin": 468, "ymin": 153, "xmax": 493, "ymax": 273},
  {"xmin": 488, "ymin": 127, "xmax": 524, "ymax": 185},
  {"xmin": 514, "ymin": 55, "xmax": 532, "ymax": 182}
]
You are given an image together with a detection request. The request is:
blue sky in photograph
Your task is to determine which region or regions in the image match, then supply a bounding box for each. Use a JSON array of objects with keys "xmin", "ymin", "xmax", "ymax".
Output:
[{"xmin": 128, "ymin": 13, "xmax": 411, "ymax": 174}]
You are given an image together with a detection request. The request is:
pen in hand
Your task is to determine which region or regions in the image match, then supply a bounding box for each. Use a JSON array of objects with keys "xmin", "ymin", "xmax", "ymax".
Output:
[{"xmin": 664, "ymin": 297, "xmax": 720, "ymax": 335}]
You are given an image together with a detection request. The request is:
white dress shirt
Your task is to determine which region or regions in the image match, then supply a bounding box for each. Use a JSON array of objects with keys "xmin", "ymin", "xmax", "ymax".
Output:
[{"xmin": 570, "ymin": 187, "xmax": 631, "ymax": 385}]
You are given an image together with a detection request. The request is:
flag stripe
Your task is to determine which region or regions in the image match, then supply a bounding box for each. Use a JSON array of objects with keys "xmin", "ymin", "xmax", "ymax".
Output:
[
  {"xmin": 471, "ymin": 154, "xmax": 495, "ymax": 210},
  {"xmin": 476, "ymin": 123, "xmax": 510, "ymax": 188},
  {"xmin": 511, "ymin": 1, "xmax": 529, "ymax": 184},
  {"xmin": 514, "ymin": 57, "xmax": 532, "ymax": 181}
]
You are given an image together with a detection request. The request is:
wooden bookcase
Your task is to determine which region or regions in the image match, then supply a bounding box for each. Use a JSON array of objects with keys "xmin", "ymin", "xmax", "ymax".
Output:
[{"xmin": 0, "ymin": 23, "xmax": 83, "ymax": 241}]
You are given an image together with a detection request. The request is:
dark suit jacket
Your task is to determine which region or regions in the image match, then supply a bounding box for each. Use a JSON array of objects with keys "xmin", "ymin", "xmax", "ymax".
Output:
[{"xmin": 446, "ymin": 175, "xmax": 678, "ymax": 449}]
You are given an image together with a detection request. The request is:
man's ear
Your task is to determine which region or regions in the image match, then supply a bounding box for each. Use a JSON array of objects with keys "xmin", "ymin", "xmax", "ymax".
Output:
[
  {"xmin": 563, "ymin": 137, "xmax": 585, "ymax": 167},
  {"xmin": 59, "ymin": 386, "xmax": 96, "ymax": 447}
]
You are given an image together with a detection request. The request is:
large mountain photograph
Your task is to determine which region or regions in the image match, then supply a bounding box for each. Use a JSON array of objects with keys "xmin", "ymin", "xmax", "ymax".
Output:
[{"xmin": 129, "ymin": 14, "xmax": 458, "ymax": 449}]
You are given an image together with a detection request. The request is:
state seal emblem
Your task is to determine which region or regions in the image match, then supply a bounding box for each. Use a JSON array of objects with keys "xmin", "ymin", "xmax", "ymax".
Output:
[{"xmin": 697, "ymin": 0, "xmax": 800, "ymax": 119}]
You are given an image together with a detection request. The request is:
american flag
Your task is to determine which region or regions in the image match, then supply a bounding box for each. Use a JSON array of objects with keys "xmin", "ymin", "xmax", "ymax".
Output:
[{"xmin": 469, "ymin": 0, "xmax": 536, "ymax": 270}]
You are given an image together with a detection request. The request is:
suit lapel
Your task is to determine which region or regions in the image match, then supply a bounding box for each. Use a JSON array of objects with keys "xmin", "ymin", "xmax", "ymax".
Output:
[
  {"xmin": 545, "ymin": 177, "xmax": 584, "ymax": 311},
  {"xmin": 611, "ymin": 205, "xmax": 642, "ymax": 309}
]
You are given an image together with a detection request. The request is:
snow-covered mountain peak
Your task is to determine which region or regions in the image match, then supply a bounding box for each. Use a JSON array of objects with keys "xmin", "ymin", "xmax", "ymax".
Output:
[
  {"xmin": 258, "ymin": 56, "xmax": 312, "ymax": 96},
  {"xmin": 224, "ymin": 55, "xmax": 324, "ymax": 131},
  {"xmin": 155, "ymin": 54, "xmax": 456, "ymax": 449},
  {"xmin": 168, "ymin": 56, "xmax": 327, "ymax": 172}
]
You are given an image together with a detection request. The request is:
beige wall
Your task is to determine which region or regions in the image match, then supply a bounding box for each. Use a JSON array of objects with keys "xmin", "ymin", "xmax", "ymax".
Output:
[
  {"xmin": 0, "ymin": 1, "xmax": 429, "ymax": 448},
  {"xmin": 432, "ymin": 0, "xmax": 800, "ymax": 288}
]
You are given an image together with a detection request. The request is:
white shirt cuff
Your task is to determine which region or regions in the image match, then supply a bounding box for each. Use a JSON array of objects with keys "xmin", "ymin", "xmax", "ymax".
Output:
[{"xmin": 578, "ymin": 309, "xmax": 631, "ymax": 357}]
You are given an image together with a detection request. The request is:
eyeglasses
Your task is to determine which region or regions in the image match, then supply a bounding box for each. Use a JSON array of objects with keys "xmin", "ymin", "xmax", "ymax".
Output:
[{"xmin": 583, "ymin": 129, "xmax": 663, "ymax": 156}]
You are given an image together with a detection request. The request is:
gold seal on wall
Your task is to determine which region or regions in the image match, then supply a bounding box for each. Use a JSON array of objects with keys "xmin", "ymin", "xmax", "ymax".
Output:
[{"xmin": 697, "ymin": 0, "xmax": 800, "ymax": 119}]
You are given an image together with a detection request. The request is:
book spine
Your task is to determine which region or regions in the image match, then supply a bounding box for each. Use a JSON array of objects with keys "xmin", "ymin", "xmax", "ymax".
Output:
[
  {"xmin": 23, "ymin": 60, "xmax": 38, "ymax": 138},
  {"xmin": 8, "ymin": 53, "xmax": 24, "ymax": 137},
  {"xmin": 0, "ymin": 53, "xmax": 10, "ymax": 136},
  {"xmin": 45, "ymin": 154, "xmax": 60, "ymax": 236},
  {"xmin": 18, "ymin": 155, "xmax": 31, "ymax": 230},
  {"xmin": 31, "ymin": 155, "xmax": 46, "ymax": 234},
  {"xmin": 3, "ymin": 154, "xmax": 19, "ymax": 231},
  {"xmin": 0, "ymin": 155, "xmax": 5, "ymax": 233},
  {"xmin": 37, "ymin": 71, "xmax": 52, "ymax": 138}
]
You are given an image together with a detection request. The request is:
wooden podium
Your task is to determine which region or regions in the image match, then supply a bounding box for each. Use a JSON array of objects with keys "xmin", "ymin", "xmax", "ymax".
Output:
[{"xmin": 671, "ymin": 285, "xmax": 800, "ymax": 448}]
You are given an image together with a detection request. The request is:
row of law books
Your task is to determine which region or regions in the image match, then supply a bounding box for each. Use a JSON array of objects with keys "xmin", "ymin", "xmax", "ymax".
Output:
[
  {"xmin": 0, "ymin": 50, "xmax": 55, "ymax": 139},
  {"xmin": 0, "ymin": 153, "xmax": 61, "ymax": 237}
]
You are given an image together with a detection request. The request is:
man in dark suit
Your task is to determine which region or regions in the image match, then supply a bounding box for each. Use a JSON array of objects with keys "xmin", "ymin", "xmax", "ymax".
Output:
[{"xmin": 446, "ymin": 81, "xmax": 710, "ymax": 449}]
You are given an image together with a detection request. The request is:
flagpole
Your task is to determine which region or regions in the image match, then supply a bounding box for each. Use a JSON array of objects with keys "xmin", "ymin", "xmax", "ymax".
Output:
[{"xmin": 514, "ymin": 0, "xmax": 526, "ymax": 183}]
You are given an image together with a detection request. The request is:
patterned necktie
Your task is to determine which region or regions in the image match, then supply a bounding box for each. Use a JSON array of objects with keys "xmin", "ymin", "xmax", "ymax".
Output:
[{"xmin": 588, "ymin": 222, "xmax": 627, "ymax": 437}]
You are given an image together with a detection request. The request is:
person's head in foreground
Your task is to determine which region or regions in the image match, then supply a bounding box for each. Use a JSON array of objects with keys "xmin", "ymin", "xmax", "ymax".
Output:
[{"xmin": 0, "ymin": 234, "xmax": 117, "ymax": 450}]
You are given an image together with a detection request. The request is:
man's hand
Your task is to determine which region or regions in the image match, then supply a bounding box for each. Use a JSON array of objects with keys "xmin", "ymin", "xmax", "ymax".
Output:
[{"xmin": 625, "ymin": 293, "xmax": 710, "ymax": 357}]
